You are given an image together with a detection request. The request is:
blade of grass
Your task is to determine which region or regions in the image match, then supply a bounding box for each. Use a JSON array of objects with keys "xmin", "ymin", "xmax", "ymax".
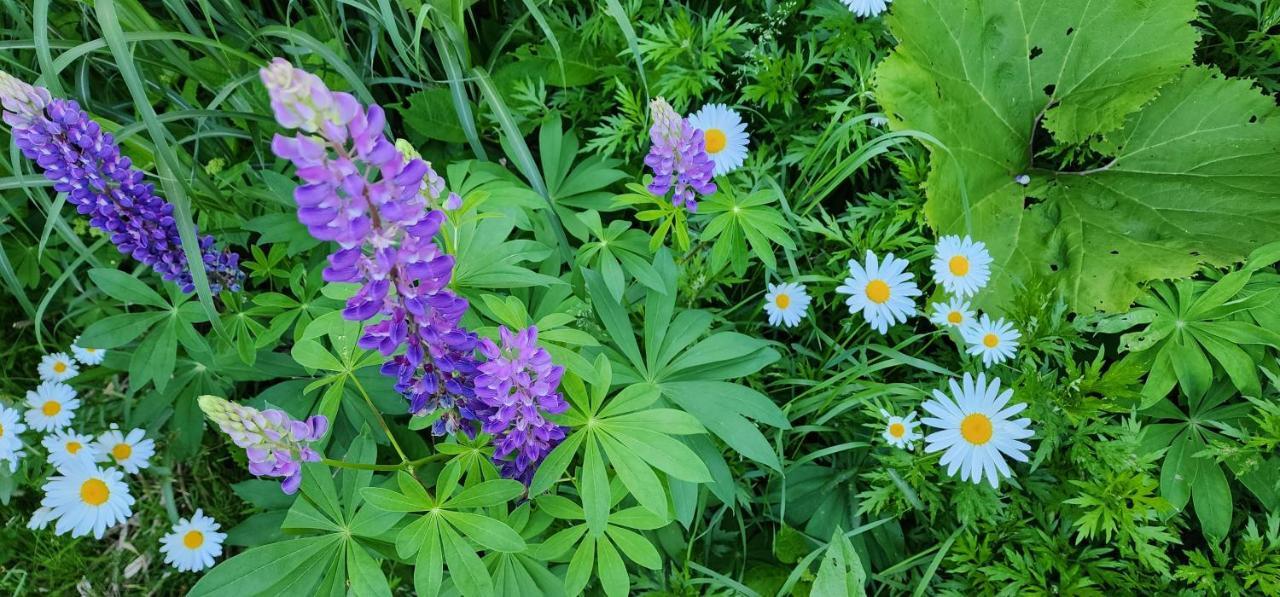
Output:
[
  {"xmin": 430, "ymin": 19, "xmax": 487, "ymax": 160},
  {"xmin": 95, "ymin": 0, "xmax": 227, "ymax": 338},
  {"xmin": 602, "ymin": 0, "xmax": 648, "ymax": 99},
  {"xmin": 520, "ymin": 0, "xmax": 565, "ymax": 85},
  {"xmin": 470, "ymin": 65, "xmax": 572, "ymax": 264}
]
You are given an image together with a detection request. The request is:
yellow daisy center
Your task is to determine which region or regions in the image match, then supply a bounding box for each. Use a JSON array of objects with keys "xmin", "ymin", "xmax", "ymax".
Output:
[
  {"xmin": 960, "ymin": 413, "xmax": 994, "ymax": 445},
  {"xmin": 0, "ymin": 423, "xmax": 5, "ymax": 438},
  {"xmin": 80, "ymin": 478, "xmax": 110, "ymax": 506},
  {"xmin": 948, "ymin": 255, "xmax": 970, "ymax": 276},
  {"xmin": 85, "ymin": 348, "xmax": 97, "ymax": 354},
  {"xmin": 888, "ymin": 422, "xmax": 906, "ymax": 438},
  {"xmin": 112, "ymin": 443, "xmax": 133, "ymax": 461},
  {"xmin": 983, "ymin": 333, "xmax": 1000, "ymax": 348},
  {"xmin": 67, "ymin": 441, "xmax": 82, "ymax": 454},
  {"xmin": 947, "ymin": 311, "xmax": 963, "ymax": 324},
  {"xmin": 183, "ymin": 530, "xmax": 205, "ymax": 549},
  {"xmin": 775, "ymin": 293, "xmax": 791, "ymax": 309},
  {"xmin": 865, "ymin": 279, "xmax": 891, "ymax": 304},
  {"xmin": 53, "ymin": 361, "xmax": 68, "ymax": 373},
  {"xmin": 42, "ymin": 401, "xmax": 62, "ymax": 416},
  {"xmin": 704, "ymin": 128, "xmax": 727, "ymax": 154}
]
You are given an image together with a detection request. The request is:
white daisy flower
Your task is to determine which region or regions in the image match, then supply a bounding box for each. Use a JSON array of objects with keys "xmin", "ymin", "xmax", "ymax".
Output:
[
  {"xmin": 763, "ymin": 282, "xmax": 811, "ymax": 328},
  {"xmin": 920, "ymin": 373, "xmax": 1034, "ymax": 488},
  {"xmin": 929, "ymin": 298, "xmax": 975, "ymax": 329},
  {"xmin": 879, "ymin": 409, "xmax": 921, "ymax": 449},
  {"xmin": 24, "ymin": 382, "xmax": 79, "ymax": 432},
  {"xmin": 160, "ymin": 509, "xmax": 227, "ymax": 572},
  {"xmin": 842, "ymin": 0, "xmax": 891, "ymax": 18},
  {"xmin": 930, "ymin": 235, "xmax": 992, "ymax": 298},
  {"xmin": 0, "ymin": 404, "xmax": 27, "ymax": 472},
  {"xmin": 835, "ymin": 250, "xmax": 921, "ymax": 334},
  {"xmin": 961, "ymin": 314, "xmax": 1021, "ymax": 367},
  {"xmin": 688, "ymin": 103, "xmax": 749, "ymax": 176},
  {"xmin": 42, "ymin": 429, "xmax": 99, "ymax": 470},
  {"xmin": 27, "ymin": 506, "xmax": 55, "ymax": 531},
  {"xmin": 37, "ymin": 352, "xmax": 79, "ymax": 382},
  {"xmin": 70, "ymin": 337, "xmax": 106, "ymax": 366},
  {"xmin": 39, "ymin": 460, "xmax": 135, "ymax": 538},
  {"xmin": 94, "ymin": 427, "xmax": 155, "ymax": 474}
]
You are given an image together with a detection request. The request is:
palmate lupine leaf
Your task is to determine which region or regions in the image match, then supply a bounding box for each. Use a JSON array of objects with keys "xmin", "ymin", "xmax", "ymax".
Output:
[{"xmin": 877, "ymin": 0, "xmax": 1280, "ymax": 312}]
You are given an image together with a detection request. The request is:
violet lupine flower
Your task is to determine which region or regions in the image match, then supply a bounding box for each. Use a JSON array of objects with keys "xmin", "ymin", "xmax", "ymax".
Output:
[
  {"xmin": 471, "ymin": 326, "xmax": 569, "ymax": 485},
  {"xmin": 198, "ymin": 395, "xmax": 327, "ymax": 494},
  {"xmin": 261, "ymin": 59, "xmax": 479, "ymax": 433},
  {"xmin": 0, "ymin": 72, "xmax": 242, "ymax": 293},
  {"xmin": 644, "ymin": 98, "xmax": 716, "ymax": 212}
]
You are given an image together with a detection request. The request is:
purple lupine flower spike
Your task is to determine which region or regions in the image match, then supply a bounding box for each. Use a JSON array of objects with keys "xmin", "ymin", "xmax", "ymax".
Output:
[
  {"xmin": 470, "ymin": 326, "xmax": 569, "ymax": 485},
  {"xmin": 0, "ymin": 72, "xmax": 243, "ymax": 293},
  {"xmin": 261, "ymin": 59, "xmax": 479, "ymax": 431},
  {"xmin": 645, "ymin": 98, "xmax": 716, "ymax": 212},
  {"xmin": 198, "ymin": 395, "xmax": 327, "ymax": 494}
]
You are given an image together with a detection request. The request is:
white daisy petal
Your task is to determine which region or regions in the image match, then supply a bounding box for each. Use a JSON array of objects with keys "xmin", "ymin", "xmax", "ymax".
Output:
[
  {"xmin": 24, "ymin": 382, "xmax": 79, "ymax": 432},
  {"xmin": 763, "ymin": 282, "xmax": 811, "ymax": 329},
  {"xmin": 38, "ymin": 460, "xmax": 134, "ymax": 539},
  {"xmin": 42, "ymin": 429, "xmax": 99, "ymax": 470},
  {"xmin": 880, "ymin": 409, "xmax": 921, "ymax": 450},
  {"xmin": 930, "ymin": 235, "xmax": 993, "ymax": 298},
  {"xmin": 919, "ymin": 372, "xmax": 1035, "ymax": 487},
  {"xmin": 70, "ymin": 337, "xmax": 107, "ymax": 366},
  {"xmin": 688, "ymin": 103, "xmax": 750, "ymax": 176},
  {"xmin": 93, "ymin": 426, "xmax": 155, "ymax": 474},
  {"xmin": 0, "ymin": 404, "xmax": 27, "ymax": 472},
  {"xmin": 835, "ymin": 250, "xmax": 920, "ymax": 335},
  {"xmin": 961, "ymin": 314, "xmax": 1021, "ymax": 367},
  {"xmin": 37, "ymin": 352, "xmax": 79, "ymax": 382},
  {"xmin": 160, "ymin": 508, "xmax": 226, "ymax": 572}
]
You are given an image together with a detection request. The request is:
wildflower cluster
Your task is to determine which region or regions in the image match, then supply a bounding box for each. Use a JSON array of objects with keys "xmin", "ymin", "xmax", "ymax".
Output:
[
  {"xmin": 471, "ymin": 326, "xmax": 569, "ymax": 484},
  {"xmin": 262, "ymin": 58, "xmax": 479, "ymax": 435},
  {"xmin": 0, "ymin": 72, "xmax": 242, "ymax": 293},
  {"xmin": 197, "ymin": 394, "xmax": 328, "ymax": 495},
  {"xmin": 5, "ymin": 341, "xmax": 212, "ymax": 557},
  {"xmin": 644, "ymin": 97, "xmax": 717, "ymax": 211},
  {"xmin": 262, "ymin": 59, "xmax": 566, "ymax": 481}
]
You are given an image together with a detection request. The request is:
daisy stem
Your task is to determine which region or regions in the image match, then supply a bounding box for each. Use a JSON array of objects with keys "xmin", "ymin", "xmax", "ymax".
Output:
[{"xmin": 349, "ymin": 373, "xmax": 411, "ymax": 465}]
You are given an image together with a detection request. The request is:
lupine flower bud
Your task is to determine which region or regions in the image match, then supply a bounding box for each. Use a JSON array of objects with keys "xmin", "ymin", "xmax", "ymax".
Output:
[
  {"xmin": 470, "ymin": 326, "xmax": 568, "ymax": 485},
  {"xmin": 644, "ymin": 98, "xmax": 717, "ymax": 212},
  {"xmin": 198, "ymin": 395, "xmax": 327, "ymax": 494},
  {"xmin": 0, "ymin": 72, "xmax": 243, "ymax": 293}
]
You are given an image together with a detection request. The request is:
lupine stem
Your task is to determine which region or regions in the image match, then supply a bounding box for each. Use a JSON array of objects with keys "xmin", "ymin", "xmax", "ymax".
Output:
[
  {"xmin": 349, "ymin": 372, "xmax": 411, "ymax": 464},
  {"xmin": 322, "ymin": 452, "xmax": 448, "ymax": 472}
]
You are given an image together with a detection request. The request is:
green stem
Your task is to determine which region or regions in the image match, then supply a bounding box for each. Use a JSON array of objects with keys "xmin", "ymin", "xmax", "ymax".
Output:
[
  {"xmin": 349, "ymin": 372, "xmax": 412, "ymax": 464},
  {"xmin": 322, "ymin": 453, "xmax": 448, "ymax": 472}
]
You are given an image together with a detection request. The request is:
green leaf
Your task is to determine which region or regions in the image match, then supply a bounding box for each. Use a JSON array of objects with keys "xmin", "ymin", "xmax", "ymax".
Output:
[
  {"xmin": 439, "ymin": 523, "xmax": 494, "ymax": 597},
  {"xmin": 414, "ymin": 519, "xmax": 445, "ymax": 597},
  {"xmin": 446, "ymin": 479, "xmax": 525, "ymax": 509},
  {"xmin": 878, "ymin": 0, "xmax": 1280, "ymax": 312},
  {"xmin": 582, "ymin": 438, "xmax": 611, "ymax": 536},
  {"xmin": 189, "ymin": 536, "xmax": 340, "ymax": 596},
  {"xmin": 597, "ymin": 432, "xmax": 668, "ymax": 519},
  {"xmin": 605, "ymin": 525, "xmax": 661, "ymax": 570},
  {"xmin": 440, "ymin": 511, "xmax": 526, "ymax": 553},
  {"xmin": 1191, "ymin": 455, "xmax": 1232, "ymax": 541},
  {"xmin": 291, "ymin": 339, "xmax": 344, "ymax": 372},
  {"xmin": 812, "ymin": 528, "xmax": 867, "ymax": 597},
  {"xmin": 663, "ymin": 381, "xmax": 788, "ymax": 471},
  {"xmin": 345, "ymin": 542, "xmax": 392, "ymax": 597},
  {"xmin": 361, "ymin": 487, "xmax": 428, "ymax": 513},
  {"xmin": 89, "ymin": 268, "xmax": 168, "ymax": 307},
  {"xmin": 129, "ymin": 319, "xmax": 177, "ymax": 392},
  {"xmin": 607, "ymin": 427, "xmax": 711, "ymax": 483},
  {"xmin": 564, "ymin": 534, "xmax": 596, "ymax": 597},
  {"xmin": 79, "ymin": 311, "xmax": 167, "ymax": 349},
  {"xmin": 399, "ymin": 88, "xmax": 467, "ymax": 144}
]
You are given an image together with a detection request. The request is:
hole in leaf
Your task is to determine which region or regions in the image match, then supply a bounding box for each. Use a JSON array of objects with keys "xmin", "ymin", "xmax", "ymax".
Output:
[
  {"xmin": 1110, "ymin": 250, "xmax": 1119, "ymax": 255},
  {"xmin": 1029, "ymin": 46, "xmax": 1043, "ymax": 60},
  {"xmin": 1249, "ymin": 115, "xmax": 1258, "ymax": 124},
  {"xmin": 1049, "ymin": 263, "xmax": 1059, "ymax": 272},
  {"xmin": 1066, "ymin": 27, "xmax": 1074, "ymax": 35},
  {"xmin": 1043, "ymin": 84, "xmax": 1056, "ymax": 96}
]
